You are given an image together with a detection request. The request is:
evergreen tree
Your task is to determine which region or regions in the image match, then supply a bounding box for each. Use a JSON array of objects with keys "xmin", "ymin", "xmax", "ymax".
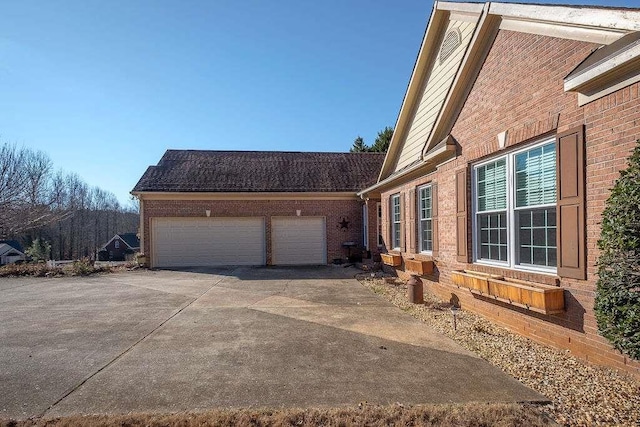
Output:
[
  {"xmin": 370, "ymin": 127, "xmax": 394, "ymax": 152},
  {"xmin": 350, "ymin": 136, "xmax": 370, "ymax": 153},
  {"xmin": 595, "ymin": 140, "xmax": 640, "ymax": 360}
]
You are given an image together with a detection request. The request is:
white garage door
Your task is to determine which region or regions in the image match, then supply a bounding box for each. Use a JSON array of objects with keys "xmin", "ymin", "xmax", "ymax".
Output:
[
  {"xmin": 272, "ymin": 217, "xmax": 326, "ymax": 265},
  {"xmin": 152, "ymin": 217, "xmax": 265, "ymax": 267}
]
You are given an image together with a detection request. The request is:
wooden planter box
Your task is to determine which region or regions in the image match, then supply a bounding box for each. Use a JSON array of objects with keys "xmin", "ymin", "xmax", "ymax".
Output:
[
  {"xmin": 405, "ymin": 259, "xmax": 434, "ymax": 275},
  {"xmin": 485, "ymin": 277, "xmax": 565, "ymax": 315},
  {"xmin": 451, "ymin": 270, "xmax": 502, "ymax": 294},
  {"xmin": 452, "ymin": 270, "xmax": 564, "ymax": 315},
  {"xmin": 380, "ymin": 253, "xmax": 402, "ymax": 267}
]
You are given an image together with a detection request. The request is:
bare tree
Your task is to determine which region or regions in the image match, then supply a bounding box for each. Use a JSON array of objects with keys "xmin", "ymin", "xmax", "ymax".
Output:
[{"xmin": 1, "ymin": 141, "xmax": 139, "ymax": 260}]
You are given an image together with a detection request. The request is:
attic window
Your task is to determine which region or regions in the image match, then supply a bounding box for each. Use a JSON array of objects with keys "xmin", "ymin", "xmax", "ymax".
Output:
[{"xmin": 440, "ymin": 29, "xmax": 461, "ymax": 64}]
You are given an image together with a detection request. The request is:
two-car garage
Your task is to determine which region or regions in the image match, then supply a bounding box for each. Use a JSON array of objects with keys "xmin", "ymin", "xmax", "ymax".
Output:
[{"xmin": 151, "ymin": 217, "xmax": 326, "ymax": 268}]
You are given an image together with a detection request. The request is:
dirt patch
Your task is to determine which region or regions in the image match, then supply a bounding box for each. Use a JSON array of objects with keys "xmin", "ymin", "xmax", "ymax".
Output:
[{"xmin": 0, "ymin": 403, "xmax": 554, "ymax": 427}]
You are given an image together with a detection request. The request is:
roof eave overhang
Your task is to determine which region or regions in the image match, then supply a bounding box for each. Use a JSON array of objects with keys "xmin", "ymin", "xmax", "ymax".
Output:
[
  {"xmin": 359, "ymin": 136, "xmax": 456, "ymax": 198},
  {"xmin": 564, "ymin": 42, "xmax": 640, "ymax": 97},
  {"xmin": 131, "ymin": 191, "xmax": 361, "ymax": 201}
]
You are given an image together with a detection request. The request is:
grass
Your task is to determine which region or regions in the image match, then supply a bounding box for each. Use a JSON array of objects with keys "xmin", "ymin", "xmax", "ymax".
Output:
[
  {"xmin": 0, "ymin": 403, "xmax": 555, "ymax": 427},
  {"xmin": 0, "ymin": 260, "xmax": 138, "ymax": 278}
]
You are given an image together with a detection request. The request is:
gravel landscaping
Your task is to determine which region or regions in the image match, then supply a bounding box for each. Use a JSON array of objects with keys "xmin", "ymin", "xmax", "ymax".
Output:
[{"xmin": 356, "ymin": 274, "xmax": 640, "ymax": 427}]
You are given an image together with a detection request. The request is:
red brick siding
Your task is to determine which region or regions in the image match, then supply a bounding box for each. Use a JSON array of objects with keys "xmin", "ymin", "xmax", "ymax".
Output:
[
  {"xmin": 382, "ymin": 30, "xmax": 640, "ymax": 376},
  {"xmin": 142, "ymin": 198, "xmax": 369, "ymax": 265}
]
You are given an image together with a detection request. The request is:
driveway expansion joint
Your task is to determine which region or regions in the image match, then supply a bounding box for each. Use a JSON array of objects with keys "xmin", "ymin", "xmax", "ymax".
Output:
[{"xmin": 38, "ymin": 271, "xmax": 230, "ymax": 418}]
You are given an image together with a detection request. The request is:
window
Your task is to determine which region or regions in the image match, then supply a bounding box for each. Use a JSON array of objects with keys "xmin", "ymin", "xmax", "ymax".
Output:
[
  {"xmin": 377, "ymin": 202, "xmax": 383, "ymax": 247},
  {"xmin": 473, "ymin": 139, "xmax": 557, "ymax": 272},
  {"xmin": 362, "ymin": 204, "xmax": 369, "ymax": 250},
  {"xmin": 418, "ymin": 185, "xmax": 433, "ymax": 252},
  {"xmin": 114, "ymin": 240, "xmax": 120, "ymax": 249},
  {"xmin": 391, "ymin": 194, "xmax": 401, "ymax": 250}
]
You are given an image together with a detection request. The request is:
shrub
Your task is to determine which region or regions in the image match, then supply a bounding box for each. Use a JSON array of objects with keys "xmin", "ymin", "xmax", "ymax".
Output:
[
  {"xmin": 25, "ymin": 238, "xmax": 51, "ymax": 261},
  {"xmin": 595, "ymin": 140, "xmax": 640, "ymax": 360},
  {"xmin": 66, "ymin": 258, "xmax": 96, "ymax": 276}
]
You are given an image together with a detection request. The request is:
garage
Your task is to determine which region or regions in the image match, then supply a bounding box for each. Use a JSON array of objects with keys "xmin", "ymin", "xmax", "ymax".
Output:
[
  {"xmin": 152, "ymin": 217, "xmax": 265, "ymax": 268},
  {"xmin": 272, "ymin": 217, "xmax": 326, "ymax": 265}
]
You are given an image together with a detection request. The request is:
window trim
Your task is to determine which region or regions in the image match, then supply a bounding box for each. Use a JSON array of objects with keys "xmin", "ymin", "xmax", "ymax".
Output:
[
  {"xmin": 376, "ymin": 202, "xmax": 383, "ymax": 248},
  {"xmin": 471, "ymin": 137, "xmax": 557, "ymax": 275},
  {"xmin": 417, "ymin": 184, "xmax": 433, "ymax": 254},
  {"xmin": 114, "ymin": 240, "xmax": 120, "ymax": 249},
  {"xmin": 362, "ymin": 204, "xmax": 369, "ymax": 250},
  {"xmin": 390, "ymin": 194, "xmax": 401, "ymax": 251}
]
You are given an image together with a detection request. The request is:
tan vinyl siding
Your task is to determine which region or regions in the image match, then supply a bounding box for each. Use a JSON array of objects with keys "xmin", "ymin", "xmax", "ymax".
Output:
[{"xmin": 394, "ymin": 20, "xmax": 476, "ymax": 172}]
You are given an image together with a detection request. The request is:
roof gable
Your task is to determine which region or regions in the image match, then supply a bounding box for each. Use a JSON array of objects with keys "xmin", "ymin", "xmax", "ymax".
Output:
[
  {"xmin": 0, "ymin": 243, "xmax": 24, "ymax": 257},
  {"xmin": 374, "ymin": 1, "xmax": 640, "ymax": 186},
  {"xmin": 390, "ymin": 12, "xmax": 481, "ymax": 175},
  {"xmin": 133, "ymin": 151, "xmax": 385, "ymax": 194},
  {"xmin": 0, "ymin": 240, "xmax": 24, "ymax": 253},
  {"xmin": 100, "ymin": 233, "xmax": 140, "ymax": 251}
]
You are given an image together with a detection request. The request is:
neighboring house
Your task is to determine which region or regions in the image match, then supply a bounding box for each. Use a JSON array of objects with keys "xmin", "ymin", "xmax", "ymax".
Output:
[
  {"xmin": 358, "ymin": 2, "xmax": 640, "ymax": 376},
  {"xmin": 98, "ymin": 233, "xmax": 140, "ymax": 261},
  {"xmin": 0, "ymin": 240, "xmax": 26, "ymax": 266},
  {"xmin": 132, "ymin": 151, "xmax": 385, "ymax": 268}
]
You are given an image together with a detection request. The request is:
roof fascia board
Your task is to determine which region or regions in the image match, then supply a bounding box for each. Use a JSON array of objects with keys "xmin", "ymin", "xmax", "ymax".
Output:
[
  {"xmin": 134, "ymin": 192, "xmax": 360, "ymax": 201},
  {"xmin": 565, "ymin": 43, "xmax": 640, "ymax": 91},
  {"xmin": 377, "ymin": 4, "xmax": 448, "ymax": 182},
  {"xmin": 437, "ymin": 2, "xmax": 485, "ymax": 14},
  {"xmin": 576, "ymin": 71, "xmax": 640, "ymax": 106},
  {"xmin": 499, "ymin": 17, "xmax": 625, "ymax": 45},
  {"xmin": 360, "ymin": 161, "xmax": 434, "ymax": 197},
  {"xmin": 489, "ymin": 2, "xmax": 640, "ymax": 32},
  {"xmin": 359, "ymin": 136, "xmax": 456, "ymax": 198}
]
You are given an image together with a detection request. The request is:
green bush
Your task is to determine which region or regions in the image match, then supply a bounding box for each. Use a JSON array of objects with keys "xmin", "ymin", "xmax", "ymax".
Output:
[
  {"xmin": 595, "ymin": 140, "xmax": 640, "ymax": 360},
  {"xmin": 25, "ymin": 238, "xmax": 51, "ymax": 262},
  {"xmin": 66, "ymin": 258, "xmax": 96, "ymax": 276}
]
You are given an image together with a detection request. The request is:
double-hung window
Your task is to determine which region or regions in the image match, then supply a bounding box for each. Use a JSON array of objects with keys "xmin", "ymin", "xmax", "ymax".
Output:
[
  {"xmin": 391, "ymin": 194, "xmax": 401, "ymax": 250},
  {"xmin": 473, "ymin": 139, "xmax": 557, "ymax": 272},
  {"xmin": 418, "ymin": 185, "xmax": 433, "ymax": 253}
]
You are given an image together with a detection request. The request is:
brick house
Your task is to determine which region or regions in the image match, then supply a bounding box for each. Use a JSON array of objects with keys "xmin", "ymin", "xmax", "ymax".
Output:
[
  {"xmin": 132, "ymin": 150, "xmax": 384, "ymax": 268},
  {"xmin": 358, "ymin": 1, "xmax": 640, "ymax": 376},
  {"xmin": 98, "ymin": 233, "xmax": 140, "ymax": 261}
]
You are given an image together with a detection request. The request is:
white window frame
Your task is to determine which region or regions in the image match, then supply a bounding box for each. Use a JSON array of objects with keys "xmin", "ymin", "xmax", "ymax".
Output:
[
  {"xmin": 417, "ymin": 184, "xmax": 433, "ymax": 254},
  {"xmin": 391, "ymin": 194, "xmax": 401, "ymax": 250},
  {"xmin": 114, "ymin": 240, "xmax": 120, "ymax": 249},
  {"xmin": 376, "ymin": 202, "xmax": 383, "ymax": 248},
  {"xmin": 362, "ymin": 204, "xmax": 369, "ymax": 250},
  {"xmin": 471, "ymin": 137, "xmax": 557, "ymax": 275}
]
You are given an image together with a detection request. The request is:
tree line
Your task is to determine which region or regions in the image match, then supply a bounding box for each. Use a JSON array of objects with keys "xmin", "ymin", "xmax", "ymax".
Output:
[
  {"xmin": 350, "ymin": 126, "xmax": 393, "ymax": 153},
  {"xmin": 0, "ymin": 142, "xmax": 139, "ymax": 261}
]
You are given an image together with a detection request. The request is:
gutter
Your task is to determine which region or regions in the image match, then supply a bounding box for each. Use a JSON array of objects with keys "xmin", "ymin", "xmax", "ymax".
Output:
[{"xmin": 359, "ymin": 135, "xmax": 456, "ymax": 198}]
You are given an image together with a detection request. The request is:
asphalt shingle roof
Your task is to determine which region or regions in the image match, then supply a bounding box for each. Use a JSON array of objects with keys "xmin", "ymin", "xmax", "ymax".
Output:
[
  {"xmin": 118, "ymin": 233, "xmax": 140, "ymax": 249},
  {"xmin": 132, "ymin": 150, "xmax": 385, "ymax": 193}
]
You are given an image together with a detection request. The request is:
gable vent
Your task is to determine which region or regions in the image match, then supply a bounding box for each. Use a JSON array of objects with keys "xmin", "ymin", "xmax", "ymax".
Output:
[{"xmin": 439, "ymin": 29, "xmax": 461, "ymax": 64}]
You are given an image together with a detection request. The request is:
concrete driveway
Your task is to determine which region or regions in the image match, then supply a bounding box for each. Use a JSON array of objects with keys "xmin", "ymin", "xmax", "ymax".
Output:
[{"xmin": 0, "ymin": 267, "xmax": 544, "ymax": 419}]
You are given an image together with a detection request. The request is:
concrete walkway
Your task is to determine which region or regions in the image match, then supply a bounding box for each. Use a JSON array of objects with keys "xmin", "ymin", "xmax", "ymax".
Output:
[{"xmin": 0, "ymin": 267, "xmax": 545, "ymax": 419}]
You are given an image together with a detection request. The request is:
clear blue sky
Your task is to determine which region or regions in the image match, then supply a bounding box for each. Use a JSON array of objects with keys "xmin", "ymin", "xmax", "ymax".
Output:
[{"xmin": 1, "ymin": 0, "xmax": 635, "ymax": 205}]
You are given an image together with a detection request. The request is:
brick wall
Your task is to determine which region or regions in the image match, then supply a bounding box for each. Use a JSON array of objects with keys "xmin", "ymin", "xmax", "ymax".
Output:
[
  {"xmin": 381, "ymin": 30, "xmax": 640, "ymax": 376},
  {"xmin": 142, "ymin": 198, "xmax": 368, "ymax": 265}
]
